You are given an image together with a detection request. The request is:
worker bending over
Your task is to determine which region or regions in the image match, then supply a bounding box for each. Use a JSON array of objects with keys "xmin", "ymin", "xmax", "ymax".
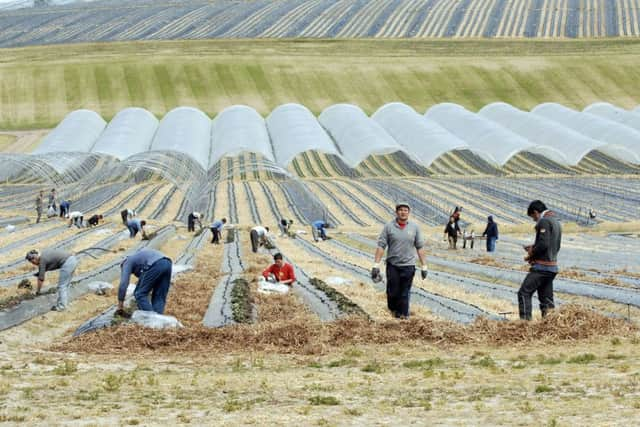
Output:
[
  {"xmin": 209, "ymin": 218, "xmax": 227, "ymax": 244},
  {"xmin": 116, "ymin": 249, "xmax": 173, "ymax": 317},
  {"xmin": 68, "ymin": 211, "xmax": 84, "ymax": 228},
  {"xmin": 372, "ymin": 203, "xmax": 428, "ymax": 319},
  {"xmin": 311, "ymin": 220, "xmax": 330, "ymax": 242},
  {"xmin": 87, "ymin": 214, "xmax": 103, "ymax": 227},
  {"xmin": 187, "ymin": 211, "xmax": 202, "ymax": 232},
  {"xmin": 127, "ymin": 218, "xmax": 146, "ymax": 238},
  {"xmin": 262, "ymin": 253, "xmax": 296, "ymax": 286},
  {"xmin": 250, "ymin": 225, "xmax": 270, "ymax": 253},
  {"xmin": 25, "ymin": 248, "xmax": 79, "ymax": 311}
]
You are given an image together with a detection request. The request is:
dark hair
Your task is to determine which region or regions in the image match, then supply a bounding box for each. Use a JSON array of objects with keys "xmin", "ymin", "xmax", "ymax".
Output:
[
  {"xmin": 273, "ymin": 252, "xmax": 283, "ymax": 261},
  {"xmin": 98, "ymin": 215, "xmax": 103, "ymax": 219},
  {"xmin": 527, "ymin": 200, "xmax": 547, "ymax": 216},
  {"xmin": 221, "ymin": 218, "xmax": 227, "ymax": 223},
  {"xmin": 140, "ymin": 220, "xmax": 147, "ymax": 226},
  {"xmin": 265, "ymin": 226, "xmax": 269, "ymax": 232}
]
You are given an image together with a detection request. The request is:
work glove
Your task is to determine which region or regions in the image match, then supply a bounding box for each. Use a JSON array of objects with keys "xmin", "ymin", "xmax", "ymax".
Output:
[
  {"xmin": 371, "ymin": 264, "xmax": 382, "ymax": 283},
  {"xmin": 114, "ymin": 309, "xmax": 131, "ymax": 319},
  {"xmin": 420, "ymin": 266, "xmax": 428, "ymax": 280}
]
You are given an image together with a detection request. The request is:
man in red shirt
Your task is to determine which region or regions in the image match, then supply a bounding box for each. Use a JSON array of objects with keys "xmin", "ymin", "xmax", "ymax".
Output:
[{"xmin": 262, "ymin": 253, "xmax": 296, "ymax": 286}]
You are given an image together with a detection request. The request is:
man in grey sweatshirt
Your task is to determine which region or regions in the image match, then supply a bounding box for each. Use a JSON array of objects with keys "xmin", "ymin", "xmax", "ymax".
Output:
[{"xmin": 26, "ymin": 248, "xmax": 79, "ymax": 311}]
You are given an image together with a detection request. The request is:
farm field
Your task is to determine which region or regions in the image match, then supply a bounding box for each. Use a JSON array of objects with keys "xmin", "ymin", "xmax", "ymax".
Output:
[{"xmin": 1, "ymin": 39, "xmax": 640, "ymax": 129}]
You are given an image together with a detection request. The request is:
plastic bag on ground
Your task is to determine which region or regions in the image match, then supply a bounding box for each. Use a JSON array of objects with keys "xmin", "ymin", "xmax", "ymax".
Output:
[
  {"xmin": 131, "ymin": 310, "xmax": 183, "ymax": 329},
  {"xmin": 87, "ymin": 281, "xmax": 114, "ymax": 295},
  {"xmin": 171, "ymin": 264, "xmax": 192, "ymax": 277},
  {"xmin": 258, "ymin": 278, "xmax": 290, "ymax": 294},
  {"xmin": 326, "ymin": 276, "xmax": 351, "ymax": 286},
  {"xmin": 5, "ymin": 225, "xmax": 15, "ymax": 232}
]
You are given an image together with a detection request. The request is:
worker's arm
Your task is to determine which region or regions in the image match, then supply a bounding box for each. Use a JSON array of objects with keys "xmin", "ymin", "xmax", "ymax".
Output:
[
  {"xmin": 417, "ymin": 247, "xmax": 427, "ymax": 267},
  {"xmin": 262, "ymin": 264, "xmax": 274, "ymax": 279},
  {"xmin": 530, "ymin": 219, "xmax": 552, "ymax": 260},
  {"xmin": 117, "ymin": 259, "xmax": 133, "ymax": 309},
  {"xmin": 36, "ymin": 278, "xmax": 44, "ymax": 294},
  {"xmin": 374, "ymin": 247, "xmax": 385, "ymax": 264},
  {"xmin": 280, "ymin": 264, "xmax": 296, "ymax": 285}
]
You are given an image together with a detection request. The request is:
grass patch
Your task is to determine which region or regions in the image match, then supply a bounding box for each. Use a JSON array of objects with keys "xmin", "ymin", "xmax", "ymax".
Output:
[
  {"xmin": 567, "ymin": 353, "xmax": 597, "ymax": 364},
  {"xmin": 535, "ymin": 385, "xmax": 554, "ymax": 393},
  {"xmin": 308, "ymin": 395, "xmax": 340, "ymax": 406},
  {"xmin": 403, "ymin": 358, "xmax": 444, "ymax": 369},
  {"xmin": 52, "ymin": 360, "xmax": 78, "ymax": 376}
]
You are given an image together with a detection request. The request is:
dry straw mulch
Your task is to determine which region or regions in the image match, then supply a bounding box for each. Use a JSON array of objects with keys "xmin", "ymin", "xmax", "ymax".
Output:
[{"xmin": 57, "ymin": 305, "xmax": 636, "ymax": 356}]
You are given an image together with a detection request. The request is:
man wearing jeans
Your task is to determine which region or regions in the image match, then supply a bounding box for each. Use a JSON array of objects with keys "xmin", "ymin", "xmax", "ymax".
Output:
[
  {"xmin": 518, "ymin": 200, "xmax": 562, "ymax": 320},
  {"xmin": 371, "ymin": 203, "xmax": 428, "ymax": 319},
  {"xmin": 117, "ymin": 249, "xmax": 173, "ymax": 316},
  {"xmin": 26, "ymin": 248, "xmax": 79, "ymax": 311}
]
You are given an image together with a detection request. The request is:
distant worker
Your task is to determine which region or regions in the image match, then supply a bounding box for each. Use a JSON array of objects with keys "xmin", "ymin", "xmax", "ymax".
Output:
[
  {"xmin": 311, "ymin": 220, "xmax": 329, "ymax": 242},
  {"xmin": 35, "ymin": 190, "xmax": 44, "ymax": 224},
  {"xmin": 120, "ymin": 208, "xmax": 136, "ymax": 225},
  {"xmin": 262, "ymin": 252, "xmax": 296, "ymax": 286},
  {"xmin": 116, "ymin": 249, "xmax": 173, "ymax": 317},
  {"xmin": 127, "ymin": 218, "xmax": 146, "ymax": 238},
  {"xmin": 519, "ymin": 200, "xmax": 562, "ymax": 320},
  {"xmin": 250, "ymin": 225, "xmax": 270, "ymax": 253},
  {"xmin": 443, "ymin": 215, "xmax": 461, "ymax": 249},
  {"xmin": 209, "ymin": 218, "xmax": 227, "ymax": 244},
  {"xmin": 87, "ymin": 214, "xmax": 103, "ymax": 227},
  {"xmin": 25, "ymin": 248, "xmax": 79, "ymax": 311},
  {"xmin": 279, "ymin": 218, "xmax": 293, "ymax": 237},
  {"xmin": 48, "ymin": 188, "xmax": 57, "ymax": 212},
  {"xmin": 67, "ymin": 211, "xmax": 84, "ymax": 228},
  {"xmin": 371, "ymin": 203, "xmax": 428, "ymax": 319},
  {"xmin": 59, "ymin": 199, "xmax": 70, "ymax": 218},
  {"xmin": 482, "ymin": 216, "xmax": 499, "ymax": 253},
  {"xmin": 462, "ymin": 229, "xmax": 475, "ymax": 249},
  {"xmin": 452, "ymin": 206, "xmax": 462, "ymax": 225},
  {"xmin": 187, "ymin": 211, "xmax": 202, "ymax": 233}
]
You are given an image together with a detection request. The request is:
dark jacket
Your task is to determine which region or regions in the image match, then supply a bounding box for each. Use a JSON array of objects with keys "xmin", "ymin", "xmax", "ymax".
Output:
[
  {"xmin": 483, "ymin": 218, "xmax": 499, "ymax": 239},
  {"xmin": 530, "ymin": 212, "xmax": 562, "ymax": 266},
  {"xmin": 444, "ymin": 222, "xmax": 460, "ymax": 237}
]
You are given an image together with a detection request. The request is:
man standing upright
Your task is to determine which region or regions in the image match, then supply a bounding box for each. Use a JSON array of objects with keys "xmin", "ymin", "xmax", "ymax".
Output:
[
  {"xmin": 35, "ymin": 190, "xmax": 44, "ymax": 223},
  {"xmin": 371, "ymin": 203, "xmax": 428, "ymax": 319},
  {"xmin": 518, "ymin": 200, "xmax": 562, "ymax": 320}
]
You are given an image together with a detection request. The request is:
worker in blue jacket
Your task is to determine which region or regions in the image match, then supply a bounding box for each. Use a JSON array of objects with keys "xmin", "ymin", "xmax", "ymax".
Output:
[
  {"xmin": 312, "ymin": 220, "xmax": 330, "ymax": 241},
  {"xmin": 482, "ymin": 215, "xmax": 499, "ymax": 252},
  {"xmin": 116, "ymin": 249, "xmax": 173, "ymax": 317}
]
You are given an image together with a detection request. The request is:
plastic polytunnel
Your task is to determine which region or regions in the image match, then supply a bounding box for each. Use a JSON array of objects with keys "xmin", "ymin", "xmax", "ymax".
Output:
[
  {"xmin": 209, "ymin": 105, "xmax": 274, "ymax": 169},
  {"xmin": 372, "ymin": 103, "xmax": 468, "ymax": 167},
  {"xmin": 266, "ymin": 104, "xmax": 338, "ymax": 167},
  {"xmin": 33, "ymin": 109, "xmax": 106, "ymax": 155},
  {"xmin": 583, "ymin": 103, "xmax": 640, "ymax": 134},
  {"xmin": 91, "ymin": 108, "xmax": 159, "ymax": 160},
  {"xmin": 532, "ymin": 103, "xmax": 640, "ymax": 164},
  {"xmin": 318, "ymin": 104, "xmax": 402, "ymax": 167},
  {"xmin": 425, "ymin": 103, "xmax": 537, "ymax": 166},
  {"xmin": 478, "ymin": 103, "xmax": 602, "ymax": 166},
  {"xmin": 150, "ymin": 107, "xmax": 212, "ymax": 170}
]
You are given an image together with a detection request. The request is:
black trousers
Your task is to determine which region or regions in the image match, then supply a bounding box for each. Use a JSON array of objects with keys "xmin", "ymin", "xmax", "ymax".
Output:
[
  {"xmin": 120, "ymin": 210, "xmax": 128, "ymax": 225},
  {"xmin": 250, "ymin": 229, "xmax": 259, "ymax": 253},
  {"xmin": 187, "ymin": 215, "xmax": 195, "ymax": 232},
  {"xmin": 386, "ymin": 264, "xmax": 415, "ymax": 318},
  {"xmin": 518, "ymin": 269, "xmax": 556, "ymax": 320},
  {"xmin": 210, "ymin": 228, "xmax": 221, "ymax": 244}
]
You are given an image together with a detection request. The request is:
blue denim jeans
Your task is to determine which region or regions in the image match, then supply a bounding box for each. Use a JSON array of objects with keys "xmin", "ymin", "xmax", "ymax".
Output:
[
  {"xmin": 128, "ymin": 225, "xmax": 139, "ymax": 238},
  {"xmin": 486, "ymin": 237, "xmax": 497, "ymax": 252},
  {"xmin": 134, "ymin": 258, "xmax": 172, "ymax": 313}
]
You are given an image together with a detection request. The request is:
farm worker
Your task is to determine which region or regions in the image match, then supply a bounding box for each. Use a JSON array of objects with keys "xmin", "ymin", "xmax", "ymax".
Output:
[
  {"xmin": 372, "ymin": 202, "xmax": 428, "ymax": 319},
  {"xmin": 250, "ymin": 225, "xmax": 270, "ymax": 253},
  {"xmin": 87, "ymin": 214, "xmax": 103, "ymax": 227},
  {"xmin": 25, "ymin": 248, "xmax": 79, "ymax": 311},
  {"xmin": 48, "ymin": 188, "xmax": 57, "ymax": 212},
  {"xmin": 35, "ymin": 190, "xmax": 44, "ymax": 223},
  {"xmin": 518, "ymin": 200, "xmax": 562, "ymax": 320},
  {"xmin": 209, "ymin": 218, "xmax": 226, "ymax": 244},
  {"xmin": 59, "ymin": 199, "xmax": 71, "ymax": 218},
  {"xmin": 127, "ymin": 218, "xmax": 146, "ymax": 238},
  {"xmin": 443, "ymin": 215, "xmax": 461, "ymax": 249},
  {"xmin": 452, "ymin": 206, "xmax": 462, "ymax": 225},
  {"xmin": 262, "ymin": 252, "xmax": 296, "ymax": 286},
  {"xmin": 120, "ymin": 208, "xmax": 136, "ymax": 225},
  {"xmin": 279, "ymin": 218, "xmax": 293, "ymax": 236},
  {"xmin": 68, "ymin": 211, "xmax": 83, "ymax": 228},
  {"xmin": 187, "ymin": 211, "xmax": 202, "ymax": 232},
  {"xmin": 482, "ymin": 216, "xmax": 499, "ymax": 252},
  {"xmin": 116, "ymin": 249, "xmax": 173, "ymax": 316},
  {"xmin": 311, "ymin": 220, "xmax": 329, "ymax": 241}
]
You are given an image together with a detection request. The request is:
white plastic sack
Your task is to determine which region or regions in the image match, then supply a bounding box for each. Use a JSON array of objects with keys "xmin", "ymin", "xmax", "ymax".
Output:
[
  {"xmin": 47, "ymin": 206, "xmax": 56, "ymax": 217},
  {"xmin": 295, "ymin": 230, "xmax": 307, "ymax": 235},
  {"xmin": 5, "ymin": 225, "xmax": 15, "ymax": 233},
  {"xmin": 258, "ymin": 278, "xmax": 290, "ymax": 294},
  {"xmin": 131, "ymin": 310, "xmax": 183, "ymax": 329},
  {"xmin": 171, "ymin": 264, "xmax": 192, "ymax": 276},
  {"xmin": 326, "ymin": 276, "xmax": 351, "ymax": 286},
  {"xmin": 87, "ymin": 281, "xmax": 114, "ymax": 295},
  {"xmin": 125, "ymin": 283, "xmax": 136, "ymax": 298}
]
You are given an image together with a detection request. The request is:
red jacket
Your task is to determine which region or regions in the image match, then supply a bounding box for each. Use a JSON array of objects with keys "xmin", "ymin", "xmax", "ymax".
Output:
[{"xmin": 262, "ymin": 263, "xmax": 296, "ymax": 284}]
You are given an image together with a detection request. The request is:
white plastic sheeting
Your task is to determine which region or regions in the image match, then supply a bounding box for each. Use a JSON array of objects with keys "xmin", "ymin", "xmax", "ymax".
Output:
[
  {"xmin": 532, "ymin": 103, "xmax": 640, "ymax": 164},
  {"xmin": 33, "ymin": 109, "xmax": 106, "ymax": 154},
  {"xmin": 319, "ymin": 104, "xmax": 402, "ymax": 167},
  {"xmin": 478, "ymin": 103, "xmax": 602, "ymax": 166},
  {"xmin": 150, "ymin": 107, "xmax": 211, "ymax": 170},
  {"xmin": 583, "ymin": 102, "xmax": 640, "ymax": 133},
  {"xmin": 91, "ymin": 108, "xmax": 158, "ymax": 159},
  {"xmin": 372, "ymin": 103, "xmax": 468, "ymax": 167},
  {"xmin": 266, "ymin": 103, "xmax": 338, "ymax": 167},
  {"xmin": 210, "ymin": 105, "xmax": 274, "ymax": 169},
  {"xmin": 425, "ymin": 103, "xmax": 536, "ymax": 166}
]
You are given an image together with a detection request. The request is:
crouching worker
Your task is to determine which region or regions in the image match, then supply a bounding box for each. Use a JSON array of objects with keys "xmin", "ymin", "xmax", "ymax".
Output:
[
  {"xmin": 68, "ymin": 211, "xmax": 84, "ymax": 228},
  {"xmin": 209, "ymin": 218, "xmax": 227, "ymax": 244},
  {"xmin": 311, "ymin": 220, "xmax": 330, "ymax": 242},
  {"xmin": 262, "ymin": 253, "xmax": 296, "ymax": 286},
  {"xmin": 250, "ymin": 225, "xmax": 270, "ymax": 253},
  {"xmin": 127, "ymin": 218, "xmax": 146, "ymax": 238},
  {"xmin": 187, "ymin": 211, "xmax": 202, "ymax": 232},
  {"xmin": 116, "ymin": 249, "xmax": 173, "ymax": 317},
  {"xmin": 25, "ymin": 248, "xmax": 79, "ymax": 311},
  {"xmin": 87, "ymin": 214, "xmax": 103, "ymax": 227}
]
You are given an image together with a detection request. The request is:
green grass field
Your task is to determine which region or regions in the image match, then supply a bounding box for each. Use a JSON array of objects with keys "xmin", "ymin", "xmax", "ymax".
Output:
[{"xmin": 0, "ymin": 39, "xmax": 639, "ymax": 130}]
